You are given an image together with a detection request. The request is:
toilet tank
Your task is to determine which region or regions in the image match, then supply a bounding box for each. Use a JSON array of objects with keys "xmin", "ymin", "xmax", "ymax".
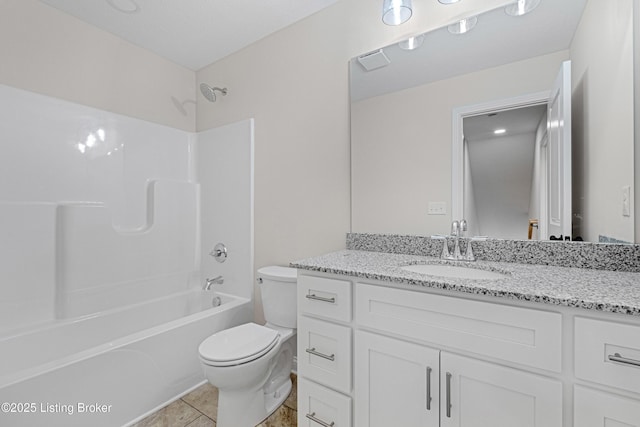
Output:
[{"xmin": 257, "ymin": 266, "xmax": 297, "ymax": 328}]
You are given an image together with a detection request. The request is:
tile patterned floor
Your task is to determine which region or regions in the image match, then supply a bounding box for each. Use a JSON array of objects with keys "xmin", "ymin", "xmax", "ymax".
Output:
[{"xmin": 132, "ymin": 374, "xmax": 297, "ymax": 427}]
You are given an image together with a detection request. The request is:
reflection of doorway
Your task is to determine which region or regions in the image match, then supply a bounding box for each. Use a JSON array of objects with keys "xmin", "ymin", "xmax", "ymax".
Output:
[
  {"xmin": 463, "ymin": 104, "xmax": 547, "ymax": 240},
  {"xmin": 452, "ymin": 91, "xmax": 550, "ymax": 239},
  {"xmin": 452, "ymin": 60, "xmax": 572, "ymax": 241}
]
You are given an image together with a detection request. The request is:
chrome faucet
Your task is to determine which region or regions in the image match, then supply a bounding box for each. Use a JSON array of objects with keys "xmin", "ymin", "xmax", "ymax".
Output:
[
  {"xmin": 451, "ymin": 220, "xmax": 460, "ymax": 236},
  {"xmin": 204, "ymin": 275, "xmax": 224, "ymax": 290},
  {"xmin": 433, "ymin": 219, "xmax": 471, "ymax": 261}
]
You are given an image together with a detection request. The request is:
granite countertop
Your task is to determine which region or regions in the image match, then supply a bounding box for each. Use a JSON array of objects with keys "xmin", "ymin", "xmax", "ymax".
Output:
[{"xmin": 290, "ymin": 250, "xmax": 640, "ymax": 316}]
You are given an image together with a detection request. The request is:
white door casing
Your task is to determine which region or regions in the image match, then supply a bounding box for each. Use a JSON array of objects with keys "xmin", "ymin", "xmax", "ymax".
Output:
[{"xmin": 546, "ymin": 60, "xmax": 572, "ymax": 240}]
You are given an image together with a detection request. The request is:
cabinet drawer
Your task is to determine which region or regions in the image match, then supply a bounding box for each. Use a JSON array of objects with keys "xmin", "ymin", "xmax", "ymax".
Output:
[
  {"xmin": 298, "ymin": 316, "xmax": 352, "ymax": 393},
  {"xmin": 356, "ymin": 283, "xmax": 562, "ymax": 372},
  {"xmin": 298, "ymin": 378, "xmax": 352, "ymax": 427},
  {"xmin": 575, "ymin": 317, "xmax": 640, "ymax": 394},
  {"xmin": 574, "ymin": 385, "xmax": 640, "ymax": 427},
  {"xmin": 298, "ymin": 274, "xmax": 352, "ymax": 322}
]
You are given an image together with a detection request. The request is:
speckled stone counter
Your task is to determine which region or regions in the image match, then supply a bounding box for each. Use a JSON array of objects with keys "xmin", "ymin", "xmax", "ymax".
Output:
[
  {"xmin": 291, "ymin": 250, "xmax": 640, "ymax": 316},
  {"xmin": 347, "ymin": 233, "xmax": 640, "ymax": 272}
]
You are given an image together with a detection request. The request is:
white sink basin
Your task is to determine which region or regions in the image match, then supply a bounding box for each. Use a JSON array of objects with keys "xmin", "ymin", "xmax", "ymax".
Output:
[{"xmin": 400, "ymin": 264, "xmax": 508, "ymax": 280}]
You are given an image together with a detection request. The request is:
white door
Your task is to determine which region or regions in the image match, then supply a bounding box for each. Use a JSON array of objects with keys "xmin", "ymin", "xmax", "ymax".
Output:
[
  {"xmin": 545, "ymin": 60, "xmax": 572, "ymax": 240},
  {"xmin": 355, "ymin": 330, "xmax": 440, "ymax": 427},
  {"xmin": 574, "ymin": 385, "xmax": 640, "ymax": 426},
  {"xmin": 440, "ymin": 352, "xmax": 563, "ymax": 427}
]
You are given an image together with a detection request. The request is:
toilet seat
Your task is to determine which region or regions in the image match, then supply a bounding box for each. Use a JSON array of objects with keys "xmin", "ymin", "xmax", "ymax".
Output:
[{"xmin": 199, "ymin": 323, "xmax": 280, "ymax": 367}]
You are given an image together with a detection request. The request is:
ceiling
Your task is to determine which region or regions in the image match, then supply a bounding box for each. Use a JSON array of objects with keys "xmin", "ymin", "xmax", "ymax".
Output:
[
  {"xmin": 350, "ymin": 0, "xmax": 588, "ymax": 101},
  {"xmin": 464, "ymin": 104, "xmax": 547, "ymax": 141},
  {"xmin": 38, "ymin": 0, "xmax": 339, "ymax": 70}
]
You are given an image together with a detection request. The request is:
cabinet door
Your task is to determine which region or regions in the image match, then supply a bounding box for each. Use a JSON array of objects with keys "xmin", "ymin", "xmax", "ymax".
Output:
[
  {"xmin": 574, "ymin": 385, "xmax": 640, "ymax": 427},
  {"xmin": 355, "ymin": 330, "xmax": 440, "ymax": 427},
  {"xmin": 441, "ymin": 352, "xmax": 562, "ymax": 427}
]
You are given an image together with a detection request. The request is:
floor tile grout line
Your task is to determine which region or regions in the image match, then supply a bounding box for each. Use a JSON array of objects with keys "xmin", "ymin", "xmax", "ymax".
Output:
[{"xmin": 180, "ymin": 398, "xmax": 206, "ymax": 418}]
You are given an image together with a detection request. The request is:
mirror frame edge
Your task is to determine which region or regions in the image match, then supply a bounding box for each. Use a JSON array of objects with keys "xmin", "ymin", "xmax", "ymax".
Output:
[{"xmin": 635, "ymin": 0, "xmax": 640, "ymax": 243}]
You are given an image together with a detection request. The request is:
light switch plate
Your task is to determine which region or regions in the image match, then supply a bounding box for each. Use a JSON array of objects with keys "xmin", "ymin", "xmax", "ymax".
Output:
[
  {"xmin": 428, "ymin": 202, "xmax": 446, "ymax": 215},
  {"xmin": 622, "ymin": 185, "xmax": 631, "ymax": 217}
]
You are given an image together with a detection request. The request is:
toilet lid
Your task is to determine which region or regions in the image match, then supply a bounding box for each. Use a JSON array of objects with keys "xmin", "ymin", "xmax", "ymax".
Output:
[
  {"xmin": 199, "ymin": 323, "xmax": 280, "ymax": 366},
  {"xmin": 257, "ymin": 266, "xmax": 297, "ymax": 282}
]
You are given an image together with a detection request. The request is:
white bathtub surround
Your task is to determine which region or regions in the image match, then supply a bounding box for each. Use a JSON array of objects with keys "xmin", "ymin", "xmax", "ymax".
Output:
[
  {"xmin": 0, "ymin": 85, "xmax": 255, "ymax": 426},
  {"xmin": 0, "ymin": 83, "xmax": 197, "ymax": 331},
  {"xmin": 197, "ymin": 120, "xmax": 255, "ymax": 300},
  {"xmin": 0, "ymin": 291, "xmax": 251, "ymax": 427}
]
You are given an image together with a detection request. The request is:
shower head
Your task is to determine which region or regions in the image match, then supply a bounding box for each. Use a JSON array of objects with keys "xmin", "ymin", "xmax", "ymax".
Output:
[{"xmin": 200, "ymin": 83, "xmax": 227, "ymax": 102}]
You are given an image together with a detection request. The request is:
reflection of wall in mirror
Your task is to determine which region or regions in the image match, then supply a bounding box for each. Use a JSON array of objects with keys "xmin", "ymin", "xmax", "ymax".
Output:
[
  {"xmin": 463, "ymin": 115, "xmax": 547, "ymax": 241},
  {"xmin": 352, "ymin": 0, "xmax": 635, "ymax": 242},
  {"xmin": 351, "ymin": 50, "xmax": 568, "ymax": 236},
  {"xmin": 571, "ymin": 0, "xmax": 634, "ymax": 243}
]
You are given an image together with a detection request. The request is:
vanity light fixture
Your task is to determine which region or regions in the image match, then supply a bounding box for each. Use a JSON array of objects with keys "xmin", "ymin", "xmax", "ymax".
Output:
[
  {"xmin": 382, "ymin": 0, "xmax": 413, "ymax": 26},
  {"xmin": 447, "ymin": 16, "xmax": 478, "ymax": 34},
  {"xmin": 398, "ymin": 34, "xmax": 425, "ymax": 50},
  {"xmin": 494, "ymin": 128, "xmax": 506, "ymax": 135},
  {"xmin": 504, "ymin": 0, "xmax": 540, "ymax": 17}
]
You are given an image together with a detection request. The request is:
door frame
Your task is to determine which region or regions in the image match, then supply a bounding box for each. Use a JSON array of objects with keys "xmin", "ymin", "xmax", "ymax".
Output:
[{"xmin": 451, "ymin": 91, "xmax": 550, "ymax": 225}]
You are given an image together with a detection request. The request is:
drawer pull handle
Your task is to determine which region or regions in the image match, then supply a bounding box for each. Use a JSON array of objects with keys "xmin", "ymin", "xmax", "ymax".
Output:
[
  {"xmin": 446, "ymin": 372, "xmax": 452, "ymax": 418},
  {"xmin": 608, "ymin": 352, "xmax": 640, "ymax": 367},
  {"xmin": 306, "ymin": 412, "xmax": 335, "ymax": 427},
  {"xmin": 426, "ymin": 366, "xmax": 432, "ymax": 410},
  {"xmin": 305, "ymin": 294, "xmax": 336, "ymax": 303},
  {"xmin": 305, "ymin": 347, "xmax": 335, "ymax": 361}
]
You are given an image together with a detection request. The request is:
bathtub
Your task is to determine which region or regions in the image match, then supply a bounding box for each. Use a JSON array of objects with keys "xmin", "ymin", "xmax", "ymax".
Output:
[{"xmin": 0, "ymin": 289, "xmax": 252, "ymax": 427}]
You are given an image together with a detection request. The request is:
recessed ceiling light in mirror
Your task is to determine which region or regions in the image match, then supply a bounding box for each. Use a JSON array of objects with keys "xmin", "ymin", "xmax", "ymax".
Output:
[
  {"xmin": 505, "ymin": 0, "xmax": 540, "ymax": 17},
  {"xmin": 448, "ymin": 16, "xmax": 478, "ymax": 34},
  {"xmin": 494, "ymin": 128, "xmax": 506, "ymax": 135},
  {"xmin": 106, "ymin": 0, "xmax": 140, "ymax": 14},
  {"xmin": 398, "ymin": 34, "xmax": 425, "ymax": 50},
  {"xmin": 438, "ymin": 0, "xmax": 461, "ymax": 4}
]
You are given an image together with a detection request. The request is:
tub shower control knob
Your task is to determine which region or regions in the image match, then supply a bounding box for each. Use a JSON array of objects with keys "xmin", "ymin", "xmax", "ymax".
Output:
[{"xmin": 209, "ymin": 243, "xmax": 227, "ymax": 263}]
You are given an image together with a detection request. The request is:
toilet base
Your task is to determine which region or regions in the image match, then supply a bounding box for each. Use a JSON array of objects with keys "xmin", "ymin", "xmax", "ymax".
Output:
[
  {"xmin": 263, "ymin": 377, "xmax": 292, "ymax": 420},
  {"xmin": 216, "ymin": 376, "xmax": 292, "ymax": 427}
]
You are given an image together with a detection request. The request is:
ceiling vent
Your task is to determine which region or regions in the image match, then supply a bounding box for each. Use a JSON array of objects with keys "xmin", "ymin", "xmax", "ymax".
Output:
[{"xmin": 357, "ymin": 49, "xmax": 391, "ymax": 71}]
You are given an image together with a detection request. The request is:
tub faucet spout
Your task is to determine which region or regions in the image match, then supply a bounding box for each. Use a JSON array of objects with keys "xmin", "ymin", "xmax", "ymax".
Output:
[{"xmin": 204, "ymin": 275, "xmax": 224, "ymax": 290}]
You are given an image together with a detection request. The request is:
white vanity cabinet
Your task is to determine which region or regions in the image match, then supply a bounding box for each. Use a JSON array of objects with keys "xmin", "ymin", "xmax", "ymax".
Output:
[
  {"xmin": 354, "ymin": 283, "xmax": 563, "ymax": 427},
  {"xmin": 297, "ymin": 274, "xmax": 354, "ymax": 427},
  {"xmin": 356, "ymin": 336, "xmax": 562, "ymax": 427},
  {"xmin": 295, "ymin": 269, "xmax": 640, "ymax": 427}
]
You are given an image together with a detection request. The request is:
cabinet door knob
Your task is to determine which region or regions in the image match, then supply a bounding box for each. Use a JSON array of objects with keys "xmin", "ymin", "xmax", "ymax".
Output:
[
  {"xmin": 305, "ymin": 347, "xmax": 335, "ymax": 361},
  {"xmin": 608, "ymin": 352, "xmax": 640, "ymax": 367},
  {"xmin": 305, "ymin": 412, "xmax": 335, "ymax": 427}
]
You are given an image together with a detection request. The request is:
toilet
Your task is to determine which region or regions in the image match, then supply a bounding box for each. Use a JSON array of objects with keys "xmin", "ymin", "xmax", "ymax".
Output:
[{"xmin": 198, "ymin": 266, "xmax": 297, "ymax": 427}]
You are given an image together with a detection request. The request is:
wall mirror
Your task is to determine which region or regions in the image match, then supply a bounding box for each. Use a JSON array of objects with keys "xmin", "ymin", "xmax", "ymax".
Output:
[{"xmin": 350, "ymin": 0, "xmax": 636, "ymax": 243}]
